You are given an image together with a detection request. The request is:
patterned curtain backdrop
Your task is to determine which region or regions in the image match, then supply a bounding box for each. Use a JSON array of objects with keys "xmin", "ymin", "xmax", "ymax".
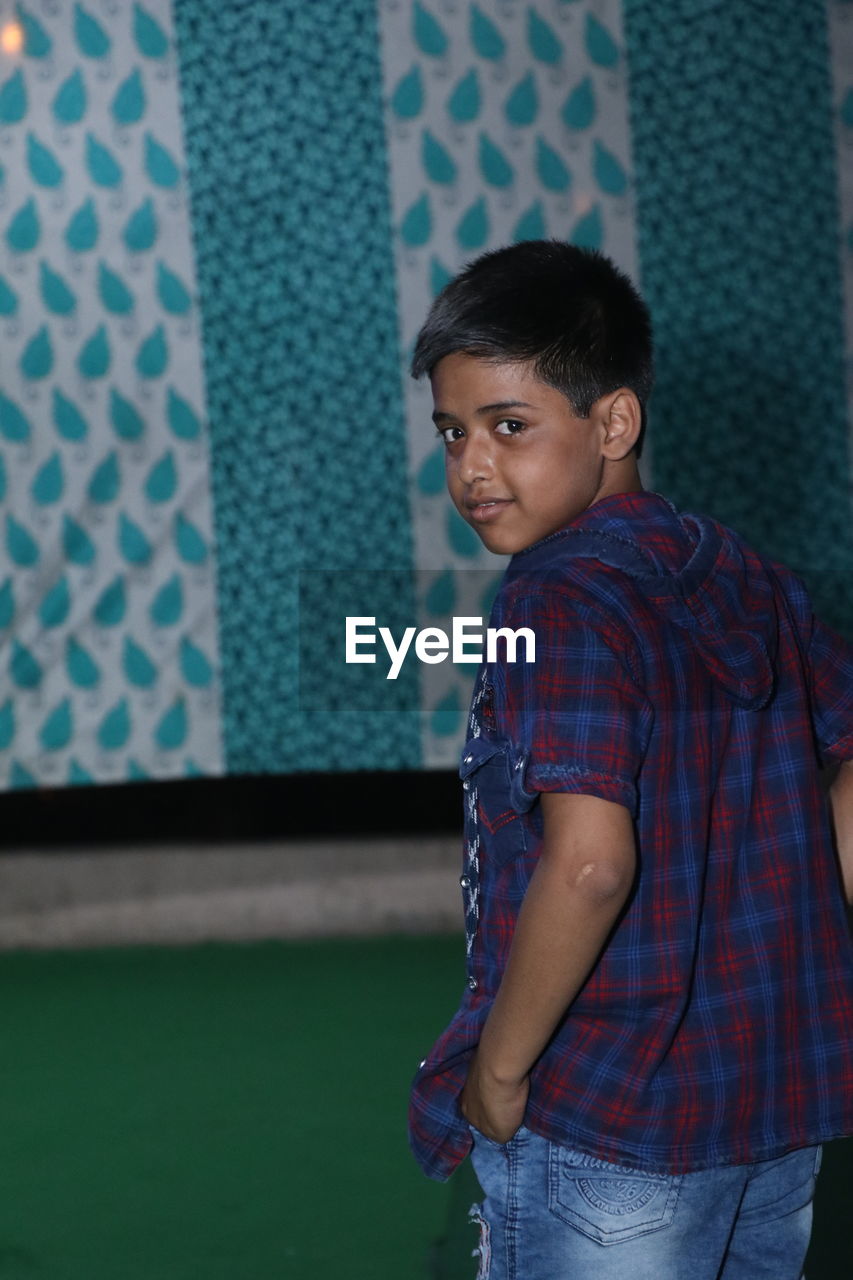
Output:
[{"xmin": 0, "ymin": 0, "xmax": 850, "ymax": 789}]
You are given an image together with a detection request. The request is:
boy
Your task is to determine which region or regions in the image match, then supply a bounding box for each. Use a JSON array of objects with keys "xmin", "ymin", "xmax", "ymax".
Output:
[{"xmin": 408, "ymin": 241, "xmax": 853, "ymax": 1279}]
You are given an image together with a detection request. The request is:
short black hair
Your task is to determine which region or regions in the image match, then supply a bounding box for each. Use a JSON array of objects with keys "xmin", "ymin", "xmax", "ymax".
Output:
[{"xmin": 411, "ymin": 240, "xmax": 654, "ymax": 426}]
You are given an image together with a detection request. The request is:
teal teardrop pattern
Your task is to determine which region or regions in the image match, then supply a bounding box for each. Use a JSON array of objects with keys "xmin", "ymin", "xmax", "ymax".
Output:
[
  {"xmin": 0, "ymin": 276, "xmax": 19, "ymax": 317},
  {"xmin": 562, "ymin": 77, "xmax": 596, "ymax": 130},
  {"xmin": 135, "ymin": 324, "xmax": 168, "ymax": 378},
  {"xmin": 93, "ymin": 576, "xmax": 126, "ymax": 628},
  {"xmin": 505, "ymin": 73, "xmax": 539, "ymax": 127},
  {"xmin": 85, "ymin": 133, "xmax": 123, "ymax": 189},
  {"xmin": 401, "ymin": 192, "xmax": 432, "ymax": 247},
  {"xmin": 416, "ymin": 447, "xmax": 445, "ymax": 496},
  {"xmin": 144, "ymin": 451, "xmax": 177, "ymax": 503},
  {"xmin": 74, "ymin": 4, "xmax": 111, "ymax": 60},
  {"xmin": 6, "ymin": 198, "xmax": 40, "ymax": 252},
  {"xmin": 391, "ymin": 65, "xmax": 423, "ymax": 119},
  {"xmin": 470, "ymin": 7, "xmax": 505, "ymax": 61},
  {"xmin": 0, "ymin": 395, "xmax": 31, "ymax": 442},
  {"xmin": 65, "ymin": 198, "xmax": 99, "ymax": 253},
  {"xmin": 39, "ymin": 577, "xmax": 71, "ymax": 629},
  {"xmin": 143, "ymin": 133, "xmax": 180, "ymax": 189},
  {"xmin": 16, "ymin": 5, "xmax": 52, "ymax": 60},
  {"xmin": 422, "ymin": 130, "xmax": 457, "ymax": 185},
  {"xmin": 0, "ymin": 702, "xmax": 15, "ymax": 752},
  {"xmin": 379, "ymin": 0, "xmax": 638, "ymax": 766},
  {"xmin": 122, "ymin": 197, "xmax": 157, "ymax": 252},
  {"xmin": 66, "ymin": 637, "xmax": 100, "ymax": 689},
  {"xmin": 31, "ymin": 453, "xmax": 64, "ymax": 506},
  {"xmin": 536, "ymin": 137, "xmax": 571, "ymax": 192},
  {"xmin": 53, "ymin": 69, "xmax": 87, "ymax": 126},
  {"xmin": 68, "ymin": 760, "xmax": 94, "ymax": 786},
  {"xmin": 26, "ymin": 133, "xmax": 63, "ymax": 189},
  {"xmin": 112, "ymin": 69, "xmax": 145, "ymax": 126},
  {"xmin": 78, "ymin": 324, "xmax": 111, "ymax": 379},
  {"xmin": 7, "ymin": 515, "xmax": 40, "ymax": 567},
  {"xmin": 53, "ymin": 390, "xmax": 88, "ymax": 442},
  {"xmin": 174, "ymin": 513, "xmax": 208, "ymax": 565},
  {"xmin": 447, "ymin": 68, "xmax": 480, "ymax": 123},
  {"xmin": 123, "ymin": 636, "xmax": 157, "ymax": 688},
  {"xmin": 10, "ymin": 641, "xmax": 41, "ymax": 690},
  {"xmin": 20, "ymin": 325, "xmax": 53, "ymax": 380},
  {"xmin": 40, "ymin": 262, "xmax": 77, "ymax": 317},
  {"xmin": 87, "ymin": 451, "xmax": 120, "ymax": 504},
  {"xmin": 150, "ymin": 574, "xmax": 183, "ymax": 627},
  {"xmin": 40, "ymin": 700, "xmax": 73, "ymax": 752},
  {"xmin": 0, "ymin": 3, "xmax": 221, "ymax": 788},
  {"xmin": 456, "ymin": 196, "xmax": 489, "ymax": 249},
  {"xmin": 118, "ymin": 512, "xmax": 152, "ymax": 567},
  {"xmin": 133, "ymin": 4, "xmax": 169, "ymax": 60},
  {"xmin": 98, "ymin": 699, "xmax": 131, "ymax": 751},
  {"xmin": 413, "ymin": 4, "xmax": 448, "ymax": 58},
  {"xmin": 166, "ymin": 388, "xmax": 200, "ymax": 440},
  {"xmin": 425, "ymin": 569, "xmax": 456, "ymax": 616},
  {"xmin": 10, "ymin": 761, "xmax": 37, "ymax": 789},
  {"xmin": 63, "ymin": 515, "xmax": 96, "ymax": 566},
  {"xmin": 110, "ymin": 388, "xmax": 145, "ymax": 441},
  {"xmin": 156, "ymin": 263, "xmax": 191, "ymax": 315},
  {"xmin": 527, "ymin": 10, "xmax": 563, "ymax": 65},
  {"xmin": 0, "ymin": 581, "xmax": 14, "ymax": 630},
  {"xmin": 155, "ymin": 698, "xmax": 187, "ymax": 750},
  {"xmin": 478, "ymin": 134, "xmax": 514, "ymax": 188},
  {"xmin": 98, "ymin": 262, "xmax": 135, "ymax": 315},
  {"xmin": 0, "ymin": 68, "xmax": 27, "ymax": 124},
  {"xmin": 180, "ymin": 637, "xmax": 213, "ymax": 687}
]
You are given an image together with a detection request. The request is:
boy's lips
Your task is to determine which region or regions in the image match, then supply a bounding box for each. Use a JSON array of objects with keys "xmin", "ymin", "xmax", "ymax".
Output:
[{"xmin": 465, "ymin": 497, "xmax": 514, "ymax": 523}]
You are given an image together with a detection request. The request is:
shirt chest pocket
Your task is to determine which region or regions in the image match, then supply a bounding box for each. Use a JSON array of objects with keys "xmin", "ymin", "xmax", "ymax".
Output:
[{"xmin": 459, "ymin": 737, "xmax": 535, "ymax": 867}]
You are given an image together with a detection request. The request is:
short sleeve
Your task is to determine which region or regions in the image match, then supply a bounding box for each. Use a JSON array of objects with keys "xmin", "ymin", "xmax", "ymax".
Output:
[
  {"xmin": 809, "ymin": 616, "xmax": 853, "ymax": 759},
  {"xmin": 493, "ymin": 587, "xmax": 653, "ymax": 815}
]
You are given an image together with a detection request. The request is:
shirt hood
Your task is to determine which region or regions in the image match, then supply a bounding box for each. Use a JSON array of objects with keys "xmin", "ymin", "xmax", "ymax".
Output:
[{"xmin": 510, "ymin": 491, "xmax": 778, "ymax": 710}]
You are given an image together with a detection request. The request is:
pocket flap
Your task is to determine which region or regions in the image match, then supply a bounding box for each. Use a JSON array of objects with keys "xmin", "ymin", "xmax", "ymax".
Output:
[{"xmin": 458, "ymin": 737, "xmax": 501, "ymax": 779}]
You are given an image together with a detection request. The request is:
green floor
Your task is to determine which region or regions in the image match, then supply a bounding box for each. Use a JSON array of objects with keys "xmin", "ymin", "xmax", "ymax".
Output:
[{"xmin": 0, "ymin": 937, "xmax": 849, "ymax": 1278}]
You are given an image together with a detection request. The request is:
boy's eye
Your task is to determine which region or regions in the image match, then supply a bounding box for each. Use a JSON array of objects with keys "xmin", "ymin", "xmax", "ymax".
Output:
[
  {"xmin": 436, "ymin": 425, "xmax": 464, "ymax": 445},
  {"xmin": 495, "ymin": 418, "xmax": 525, "ymax": 435}
]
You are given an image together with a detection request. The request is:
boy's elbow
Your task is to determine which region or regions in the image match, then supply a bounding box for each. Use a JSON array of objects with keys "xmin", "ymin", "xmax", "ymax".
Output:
[{"xmin": 570, "ymin": 855, "xmax": 634, "ymax": 909}]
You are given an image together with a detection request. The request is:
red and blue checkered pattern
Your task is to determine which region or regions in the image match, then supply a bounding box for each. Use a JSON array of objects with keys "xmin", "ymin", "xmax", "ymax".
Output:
[{"xmin": 410, "ymin": 492, "xmax": 853, "ymax": 1180}]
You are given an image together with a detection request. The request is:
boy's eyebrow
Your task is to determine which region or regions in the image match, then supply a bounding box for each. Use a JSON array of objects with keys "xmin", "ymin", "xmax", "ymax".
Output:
[{"xmin": 431, "ymin": 400, "xmax": 538, "ymax": 424}]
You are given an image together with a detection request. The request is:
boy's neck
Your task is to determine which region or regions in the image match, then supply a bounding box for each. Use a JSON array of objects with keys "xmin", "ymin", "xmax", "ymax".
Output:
[{"xmin": 594, "ymin": 456, "xmax": 644, "ymax": 507}]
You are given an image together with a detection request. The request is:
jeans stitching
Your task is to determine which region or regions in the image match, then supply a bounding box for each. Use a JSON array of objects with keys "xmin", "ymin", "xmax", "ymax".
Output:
[{"xmin": 506, "ymin": 1137, "xmax": 521, "ymax": 1280}]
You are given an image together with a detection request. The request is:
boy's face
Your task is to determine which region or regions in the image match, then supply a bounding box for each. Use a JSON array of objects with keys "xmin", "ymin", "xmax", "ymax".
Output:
[{"xmin": 431, "ymin": 353, "xmax": 621, "ymax": 556}]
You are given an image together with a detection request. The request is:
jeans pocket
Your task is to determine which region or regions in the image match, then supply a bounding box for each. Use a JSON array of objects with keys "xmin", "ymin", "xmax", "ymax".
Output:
[
  {"xmin": 548, "ymin": 1147, "xmax": 682, "ymax": 1245},
  {"xmin": 468, "ymin": 1121, "xmax": 529, "ymax": 1152}
]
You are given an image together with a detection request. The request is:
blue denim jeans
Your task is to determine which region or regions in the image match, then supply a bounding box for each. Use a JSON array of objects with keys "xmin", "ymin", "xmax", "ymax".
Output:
[{"xmin": 468, "ymin": 1125, "xmax": 821, "ymax": 1280}]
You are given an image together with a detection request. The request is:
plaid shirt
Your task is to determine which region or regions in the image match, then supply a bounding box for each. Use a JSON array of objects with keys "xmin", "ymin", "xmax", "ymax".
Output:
[{"xmin": 410, "ymin": 492, "xmax": 853, "ymax": 1180}]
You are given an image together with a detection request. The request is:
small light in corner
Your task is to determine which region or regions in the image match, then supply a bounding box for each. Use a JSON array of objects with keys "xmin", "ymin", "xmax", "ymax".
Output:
[{"xmin": 0, "ymin": 22, "xmax": 24, "ymax": 55}]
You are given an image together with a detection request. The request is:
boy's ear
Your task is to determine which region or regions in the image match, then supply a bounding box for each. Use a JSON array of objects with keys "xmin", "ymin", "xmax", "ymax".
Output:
[{"xmin": 593, "ymin": 388, "xmax": 642, "ymax": 460}]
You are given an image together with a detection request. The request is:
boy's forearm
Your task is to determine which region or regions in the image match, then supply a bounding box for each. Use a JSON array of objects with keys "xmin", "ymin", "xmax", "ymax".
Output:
[
  {"xmin": 475, "ymin": 793, "xmax": 636, "ymax": 1089},
  {"xmin": 829, "ymin": 759, "xmax": 853, "ymax": 904}
]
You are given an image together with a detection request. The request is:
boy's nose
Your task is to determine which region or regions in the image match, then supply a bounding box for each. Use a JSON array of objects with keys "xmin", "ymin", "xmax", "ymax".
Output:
[{"xmin": 457, "ymin": 434, "xmax": 494, "ymax": 485}]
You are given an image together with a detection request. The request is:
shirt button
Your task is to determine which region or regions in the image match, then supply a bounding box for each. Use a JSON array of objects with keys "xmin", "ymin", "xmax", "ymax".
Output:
[
  {"xmin": 462, "ymin": 780, "xmax": 470, "ymax": 791},
  {"xmin": 463, "ymin": 753, "xmax": 473, "ymax": 764},
  {"xmin": 467, "ymin": 975, "xmax": 478, "ymax": 991},
  {"xmin": 460, "ymin": 875, "xmax": 470, "ymax": 888}
]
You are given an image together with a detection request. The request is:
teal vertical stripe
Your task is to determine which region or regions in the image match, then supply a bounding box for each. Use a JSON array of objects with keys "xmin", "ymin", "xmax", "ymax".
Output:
[
  {"xmin": 175, "ymin": 1, "xmax": 421, "ymax": 771},
  {"xmin": 624, "ymin": 0, "xmax": 852, "ymax": 634}
]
